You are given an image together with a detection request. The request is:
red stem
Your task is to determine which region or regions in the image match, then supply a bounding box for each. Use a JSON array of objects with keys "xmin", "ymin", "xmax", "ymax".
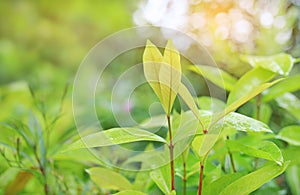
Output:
[
  {"xmin": 167, "ymin": 115, "xmax": 175, "ymax": 191},
  {"xmin": 198, "ymin": 163, "xmax": 204, "ymax": 195}
]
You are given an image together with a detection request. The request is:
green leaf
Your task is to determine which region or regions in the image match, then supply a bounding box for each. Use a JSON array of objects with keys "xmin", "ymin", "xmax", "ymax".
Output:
[
  {"xmin": 113, "ymin": 190, "xmax": 147, "ymax": 195},
  {"xmin": 197, "ymin": 96, "xmax": 226, "ymax": 112},
  {"xmin": 286, "ymin": 165, "xmax": 300, "ymax": 195},
  {"xmin": 263, "ymin": 74, "xmax": 300, "ymax": 102},
  {"xmin": 87, "ymin": 167, "xmax": 132, "ymax": 191},
  {"xmin": 224, "ymin": 78, "xmax": 282, "ymax": 117},
  {"xmin": 150, "ymin": 165, "xmax": 171, "ymax": 194},
  {"xmin": 178, "ymin": 83, "xmax": 204, "ymax": 128},
  {"xmin": 224, "ymin": 112, "xmax": 272, "ymax": 133},
  {"xmin": 282, "ymin": 146, "xmax": 300, "ymax": 165},
  {"xmin": 226, "ymin": 140, "xmax": 283, "ymax": 165},
  {"xmin": 189, "ymin": 65, "xmax": 237, "ymax": 91},
  {"xmin": 275, "ymin": 93, "xmax": 300, "ymax": 120},
  {"xmin": 240, "ymin": 53, "xmax": 295, "ymax": 76},
  {"xmin": 203, "ymin": 173, "xmax": 243, "ymax": 195},
  {"xmin": 227, "ymin": 67, "xmax": 276, "ymax": 105},
  {"xmin": 219, "ymin": 161, "xmax": 290, "ymax": 195},
  {"xmin": 63, "ymin": 128, "xmax": 166, "ymax": 152},
  {"xmin": 192, "ymin": 134, "xmax": 218, "ymax": 157},
  {"xmin": 277, "ymin": 126, "xmax": 300, "ymax": 146}
]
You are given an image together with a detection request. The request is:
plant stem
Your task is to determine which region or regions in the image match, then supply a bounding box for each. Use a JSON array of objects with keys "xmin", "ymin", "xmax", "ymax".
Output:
[
  {"xmin": 226, "ymin": 136, "xmax": 236, "ymax": 173},
  {"xmin": 167, "ymin": 115, "xmax": 175, "ymax": 191},
  {"xmin": 183, "ymin": 161, "xmax": 187, "ymax": 195},
  {"xmin": 256, "ymin": 94, "xmax": 261, "ymax": 120},
  {"xmin": 198, "ymin": 162, "xmax": 204, "ymax": 195},
  {"xmin": 33, "ymin": 146, "xmax": 48, "ymax": 195}
]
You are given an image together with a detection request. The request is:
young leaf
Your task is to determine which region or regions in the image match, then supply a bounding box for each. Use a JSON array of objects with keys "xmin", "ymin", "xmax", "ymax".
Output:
[
  {"xmin": 159, "ymin": 39, "xmax": 182, "ymax": 115},
  {"xmin": 143, "ymin": 40, "xmax": 182, "ymax": 115},
  {"xmin": 219, "ymin": 161, "xmax": 290, "ymax": 195},
  {"xmin": 227, "ymin": 67, "xmax": 276, "ymax": 105},
  {"xmin": 113, "ymin": 190, "xmax": 147, "ymax": 195},
  {"xmin": 143, "ymin": 40, "xmax": 164, "ymax": 107},
  {"xmin": 62, "ymin": 128, "xmax": 166, "ymax": 152},
  {"xmin": 277, "ymin": 126, "xmax": 300, "ymax": 146},
  {"xmin": 189, "ymin": 65, "xmax": 237, "ymax": 91},
  {"xmin": 86, "ymin": 167, "xmax": 132, "ymax": 191},
  {"xmin": 240, "ymin": 53, "xmax": 295, "ymax": 76},
  {"xmin": 262, "ymin": 74, "xmax": 300, "ymax": 102},
  {"xmin": 226, "ymin": 140, "xmax": 284, "ymax": 165}
]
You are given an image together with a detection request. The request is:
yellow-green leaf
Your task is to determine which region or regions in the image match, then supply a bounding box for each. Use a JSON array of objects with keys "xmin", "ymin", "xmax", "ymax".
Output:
[
  {"xmin": 143, "ymin": 40, "xmax": 164, "ymax": 106},
  {"xmin": 159, "ymin": 39, "xmax": 182, "ymax": 114},
  {"xmin": 178, "ymin": 83, "xmax": 205, "ymax": 129},
  {"xmin": 87, "ymin": 167, "xmax": 132, "ymax": 191}
]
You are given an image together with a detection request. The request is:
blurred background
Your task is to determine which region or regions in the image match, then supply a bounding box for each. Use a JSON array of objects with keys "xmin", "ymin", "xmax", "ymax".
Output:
[{"xmin": 0, "ymin": 0, "xmax": 299, "ymax": 120}]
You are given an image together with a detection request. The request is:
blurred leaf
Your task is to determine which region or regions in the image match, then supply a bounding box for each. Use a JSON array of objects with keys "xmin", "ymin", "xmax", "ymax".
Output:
[
  {"xmin": 28, "ymin": 113, "xmax": 46, "ymax": 167},
  {"xmin": 226, "ymin": 140, "xmax": 283, "ymax": 165},
  {"xmin": 139, "ymin": 114, "xmax": 167, "ymax": 129},
  {"xmin": 0, "ymin": 167, "xmax": 19, "ymax": 188},
  {"xmin": 87, "ymin": 167, "xmax": 132, "ymax": 191},
  {"xmin": 132, "ymin": 144, "xmax": 154, "ymax": 191},
  {"xmin": 275, "ymin": 93, "xmax": 300, "ymax": 120},
  {"xmin": 5, "ymin": 171, "xmax": 33, "ymax": 195},
  {"xmin": 254, "ymin": 103, "xmax": 272, "ymax": 124},
  {"xmin": 150, "ymin": 165, "xmax": 171, "ymax": 195},
  {"xmin": 240, "ymin": 53, "xmax": 295, "ymax": 76},
  {"xmin": 197, "ymin": 96, "xmax": 226, "ymax": 112},
  {"xmin": 219, "ymin": 161, "xmax": 290, "ymax": 195},
  {"xmin": 189, "ymin": 65, "xmax": 237, "ymax": 91},
  {"xmin": 63, "ymin": 128, "xmax": 166, "ymax": 152},
  {"xmin": 263, "ymin": 74, "xmax": 300, "ymax": 102},
  {"xmin": 286, "ymin": 165, "xmax": 300, "ymax": 195},
  {"xmin": 227, "ymin": 68, "xmax": 276, "ymax": 105},
  {"xmin": 113, "ymin": 190, "xmax": 147, "ymax": 195},
  {"xmin": 203, "ymin": 173, "xmax": 243, "ymax": 195},
  {"xmin": 282, "ymin": 146, "xmax": 300, "ymax": 165},
  {"xmin": 277, "ymin": 125, "xmax": 300, "ymax": 146}
]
